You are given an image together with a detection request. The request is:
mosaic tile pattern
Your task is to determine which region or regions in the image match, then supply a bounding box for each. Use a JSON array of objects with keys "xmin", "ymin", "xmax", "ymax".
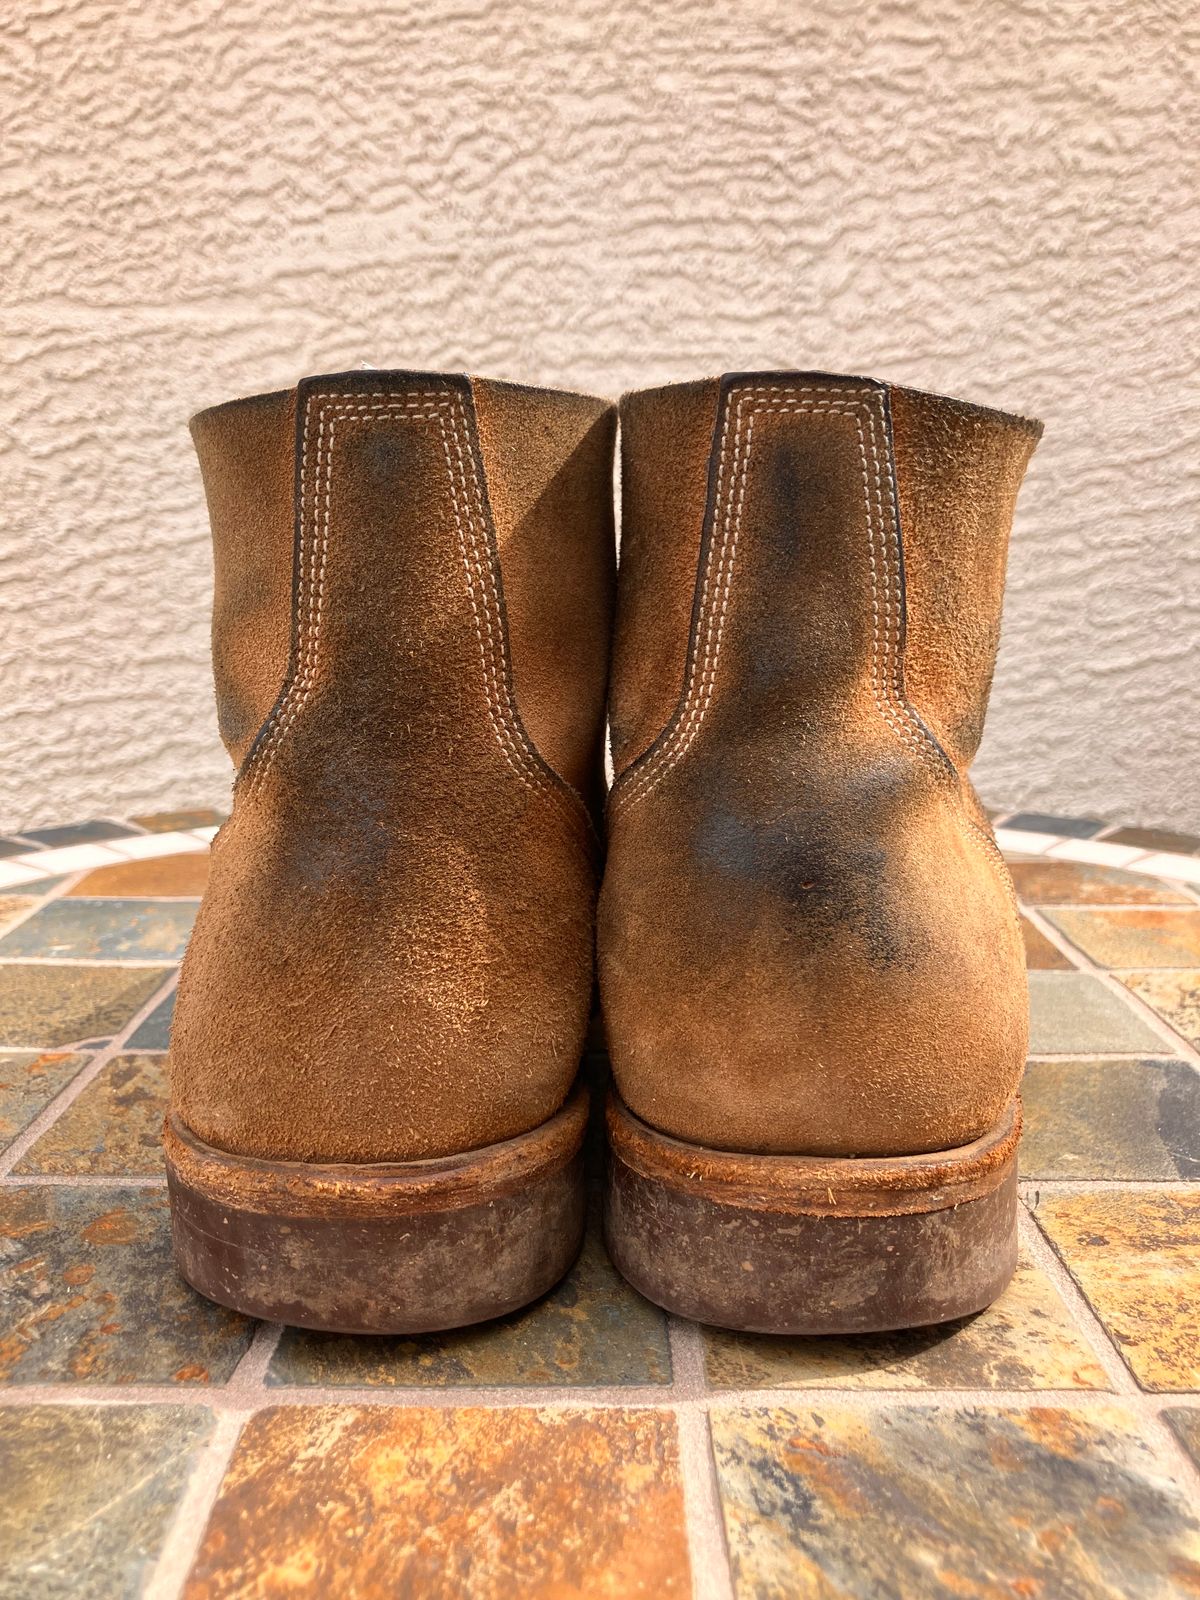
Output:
[
  {"xmin": 0, "ymin": 899, "xmax": 196, "ymax": 962},
  {"xmin": 711, "ymin": 1404, "xmax": 1200, "ymax": 1599},
  {"xmin": 1008, "ymin": 859, "xmax": 1194, "ymax": 906},
  {"xmin": 1020, "ymin": 914, "xmax": 1072, "ymax": 969},
  {"xmin": 19, "ymin": 820, "xmax": 141, "ymax": 847},
  {"xmin": 0, "ymin": 1186, "xmax": 255, "ymax": 1384},
  {"xmin": 0, "ymin": 965, "xmax": 171, "ymax": 1048},
  {"xmin": 0, "ymin": 1405, "xmax": 214, "ymax": 1600},
  {"xmin": 1027, "ymin": 971, "xmax": 1174, "ymax": 1054},
  {"xmin": 1046, "ymin": 907, "xmax": 1200, "ymax": 969},
  {"xmin": 15, "ymin": 1054, "xmax": 167, "ymax": 1176},
  {"xmin": 1105, "ymin": 825, "xmax": 1200, "ymax": 855},
  {"xmin": 0, "ymin": 1051, "xmax": 90, "ymax": 1148},
  {"xmin": 68, "ymin": 854, "xmax": 209, "ymax": 898},
  {"xmin": 186, "ymin": 1406, "xmax": 690, "ymax": 1599},
  {"xmin": 0, "ymin": 808, "xmax": 1196, "ymax": 1598},
  {"xmin": 1034, "ymin": 1189, "xmax": 1200, "ymax": 1391},
  {"xmin": 269, "ymin": 1218, "xmax": 671, "ymax": 1388},
  {"xmin": 703, "ymin": 1251, "xmax": 1109, "ymax": 1391},
  {"xmin": 1021, "ymin": 1057, "xmax": 1200, "ymax": 1180},
  {"xmin": 1118, "ymin": 969, "xmax": 1200, "ymax": 1050}
]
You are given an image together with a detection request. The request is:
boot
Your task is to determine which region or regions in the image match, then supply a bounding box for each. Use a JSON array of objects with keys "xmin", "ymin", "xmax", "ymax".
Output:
[
  {"xmin": 166, "ymin": 369, "xmax": 616, "ymax": 1332},
  {"xmin": 599, "ymin": 371, "xmax": 1042, "ymax": 1334}
]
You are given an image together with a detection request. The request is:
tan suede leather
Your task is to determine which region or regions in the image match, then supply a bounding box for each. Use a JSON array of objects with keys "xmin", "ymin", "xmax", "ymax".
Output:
[
  {"xmin": 599, "ymin": 372, "xmax": 1042, "ymax": 1158},
  {"xmin": 171, "ymin": 370, "xmax": 615, "ymax": 1163}
]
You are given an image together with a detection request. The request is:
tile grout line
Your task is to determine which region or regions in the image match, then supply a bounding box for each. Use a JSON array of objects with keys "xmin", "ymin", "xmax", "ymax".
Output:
[
  {"xmin": 0, "ymin": 968, "xmax": 180, "ymax": 1178},
  {"xmin": 145, "ymin": 1409, "xmax": 244, "ymax": 1600},
  {"xmin": 224, "ymin": 1321, "xmax": 284, "ymax": 1392},
  {"xmin": 1017, "ymin": 1205, "xmax": 1200, "ymax": 1501},
  {"xmin": 669, "ymin": 1319, "xmax": 736, "ymax": 1600},
  {"xmin": 1023, "ymin": 904, "xmax": 1200, "ymax": 1070}
]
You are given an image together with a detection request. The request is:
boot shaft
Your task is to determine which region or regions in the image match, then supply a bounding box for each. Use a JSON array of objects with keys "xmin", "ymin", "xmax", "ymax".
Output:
[
  {"xmin": 600, "ymin": 372, "xmax": 1041, "ymax": 1160},
  {"xmin": 172, "ymin": 371, "xmax": 615, "ymax": 1168}
]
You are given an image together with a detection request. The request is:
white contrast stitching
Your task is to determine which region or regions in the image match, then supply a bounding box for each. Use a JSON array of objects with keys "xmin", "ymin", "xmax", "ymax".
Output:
[
  {"xmin": 240, "ymin": 391, "xmax": 574, "ymax": 821},
  {"xmin": 611, "ymin": 380, "xmax": 1017, "ymax": 905}
]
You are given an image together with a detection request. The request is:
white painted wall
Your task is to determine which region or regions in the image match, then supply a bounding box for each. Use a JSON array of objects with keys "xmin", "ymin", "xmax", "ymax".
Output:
[{"xmin": 4, "ymin": 0, "xmax": 1198, "ymax": 831}]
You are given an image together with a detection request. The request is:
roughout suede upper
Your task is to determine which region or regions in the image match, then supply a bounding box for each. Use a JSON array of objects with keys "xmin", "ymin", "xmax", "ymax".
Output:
[
  {"xmin": 600, "ymin": 372, "xmax": 1042, "ymax": 1158},
  {"xmin": 170, "ymin": 370, "xmax": 616, "ymax": 1164}
]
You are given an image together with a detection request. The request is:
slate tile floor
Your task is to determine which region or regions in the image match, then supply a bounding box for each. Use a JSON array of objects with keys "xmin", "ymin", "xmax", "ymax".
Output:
[{"xmin": 0, "ymin": 812, "xmax": 1197, "ymax": 1598}]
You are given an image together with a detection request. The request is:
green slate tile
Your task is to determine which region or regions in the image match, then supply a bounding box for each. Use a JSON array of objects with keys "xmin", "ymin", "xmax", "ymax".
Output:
[
  {"xmin": 125, "ymin": 989, "xmax": 175, "ymax": 1051},
  {"xmin": 703, "ymin": 1251, "xmax": 1108, "ymax": 1391},
  {"xmin": 0, "ymin": 965, "xmax": 172, "ymax": 1048},
  {"xmin": 1046, "ymin": 908, "xmax": 1200, "ymax": 969},
  {"xmin": 711, "ymin": 1403, "xmax": 1200, "ymax": 1599},
  {"xmin": 1033, "ymin": 1189, "xmax": 1200, "ymax": 1391},
  {"xmin": 269, "ymin": 1217, "xmax": 670, "ymax": 1388},
  {"xmin": 1118, "ymin": 970, "xmax": 1200, "ymax": 1051},
  {"xmin": 0, "ymin": 1186, "xmax": 255, "ymax": 1385},
  {"xmin": 1020, "ymin": 914, "xmax": 1072, "ymax": 969},
  {"xmin": 1167, "ymin": 1409, "xmax": 1200, "ymax": 1470},
  {"xmin": 1010, "ymin": 859, "xmax": 1193, "ymax": 907},
  {"xmin": 1027, "ymin": 972, "xmax": 1171, "ymax": 1055},
  {"xmin": 1021, "ymin": 1057, "xmax": 1200, "ymax": 1179},
  {"xmin": 0, "ymin": 1405, "xmax": 214, "ymax": 1600},
  {"xmin": 15, "ymin": 1054, "xmax": 167, "ymax": 1176},
  {"xmin": 0, "ymin": 1051, "xmax": 90, "ymax": 1147},
  {"xmin": 0, "ymin": 899, "xmax": 195, "ymax": 962}
]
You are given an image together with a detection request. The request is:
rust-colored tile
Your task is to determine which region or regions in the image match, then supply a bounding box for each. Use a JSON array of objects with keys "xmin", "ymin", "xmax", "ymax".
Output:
[
  {"xmin": 130, "ymin": 808, "xmax": 224, "ymax": 832},
  {"xmin": 0, "ymin": 1404, "xmax": 214, "ymax": 1598},
  {"xmin": 1020, "ymin": 914, "xmax": 1073, "ymax": 969},
  {"xmin": 269, "ymin": 1217, "xmax": 670, "ymax": 1388},
  {"xmin": 0, "ymin": 1050, "xmax": 89, "ymax": 1147},
  {"xmin": 15, "ymin": 1054, "xmax": 167, "ymax": 1175},
  {"xmin": 186, "ymin": 1406, "xmax": 690, "ymax": 1598},
  {"xmin": 68, "ymin": 852, "xmax": 209, "ymax": 898},
  {"xmin": 1010, "ymin": 859, "xmax": 1193, "ymax": 907},
  {"xmin": 1046, "ymin": 907, "xmax": 1200, "ymax": 969},
  {"xmin": 0, "ymin": 965, "xmax": 172, "ymax": 1048},
  {"xmin": 712, "ymin": 1403, "xmax": 1200, "ymax": 1598},
  {"xmin": 1117, "ymin": 969, "xmax": 1200, "ymax": 1050},
  {"xmin": 0, "ymin": 1185, "xmax": 255, "ymax": 1384},
  {"xmin": 704, "ymin": 1249, "xmax": 1108, "ymax": 1391},
  {"xmin": 1033, "ymin": 1189, "xmax": 1200, "ymax": 1391},
  {"xmin": 1021, "ymin": 1057, "xmax": 1200, "ymax": 1179}
]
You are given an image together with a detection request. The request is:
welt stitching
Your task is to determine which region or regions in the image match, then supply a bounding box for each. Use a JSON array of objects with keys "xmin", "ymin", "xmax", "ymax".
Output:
[{"xmin": 242, "ymin": 394, "xmax": 543, "ymax": 797}]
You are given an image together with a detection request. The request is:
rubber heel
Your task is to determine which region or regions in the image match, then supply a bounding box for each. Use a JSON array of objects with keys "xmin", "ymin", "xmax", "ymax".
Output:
[
  {"xmin": 603, "ymin": 1092, "xmax": 1020, "ymax": 1334},
  {"xmin": 164, "ymin": 1084, "xmax": 588, "ymax": 1334}
]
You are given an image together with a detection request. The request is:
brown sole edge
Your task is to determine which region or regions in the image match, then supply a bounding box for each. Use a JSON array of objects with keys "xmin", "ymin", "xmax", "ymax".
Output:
[
  {"xmin": 163, "ymin": 1085, "xmax": 588, "ymax": 1334},
  {"xmin": 603, "ymin": 1092, "xmax": 1020, "ymax": 1335}
]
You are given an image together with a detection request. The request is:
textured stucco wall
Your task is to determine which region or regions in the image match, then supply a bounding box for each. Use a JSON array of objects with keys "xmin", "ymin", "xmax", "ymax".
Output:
[{"xmin": 3, "ymin": 1, "xmax": 1198, "ymax": 831}]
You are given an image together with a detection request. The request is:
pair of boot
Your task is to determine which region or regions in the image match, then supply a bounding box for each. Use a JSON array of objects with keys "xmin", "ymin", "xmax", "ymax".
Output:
[{"xmin": 165, "ymin": 367, "xmax": 1041, "ymax": 1336}]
